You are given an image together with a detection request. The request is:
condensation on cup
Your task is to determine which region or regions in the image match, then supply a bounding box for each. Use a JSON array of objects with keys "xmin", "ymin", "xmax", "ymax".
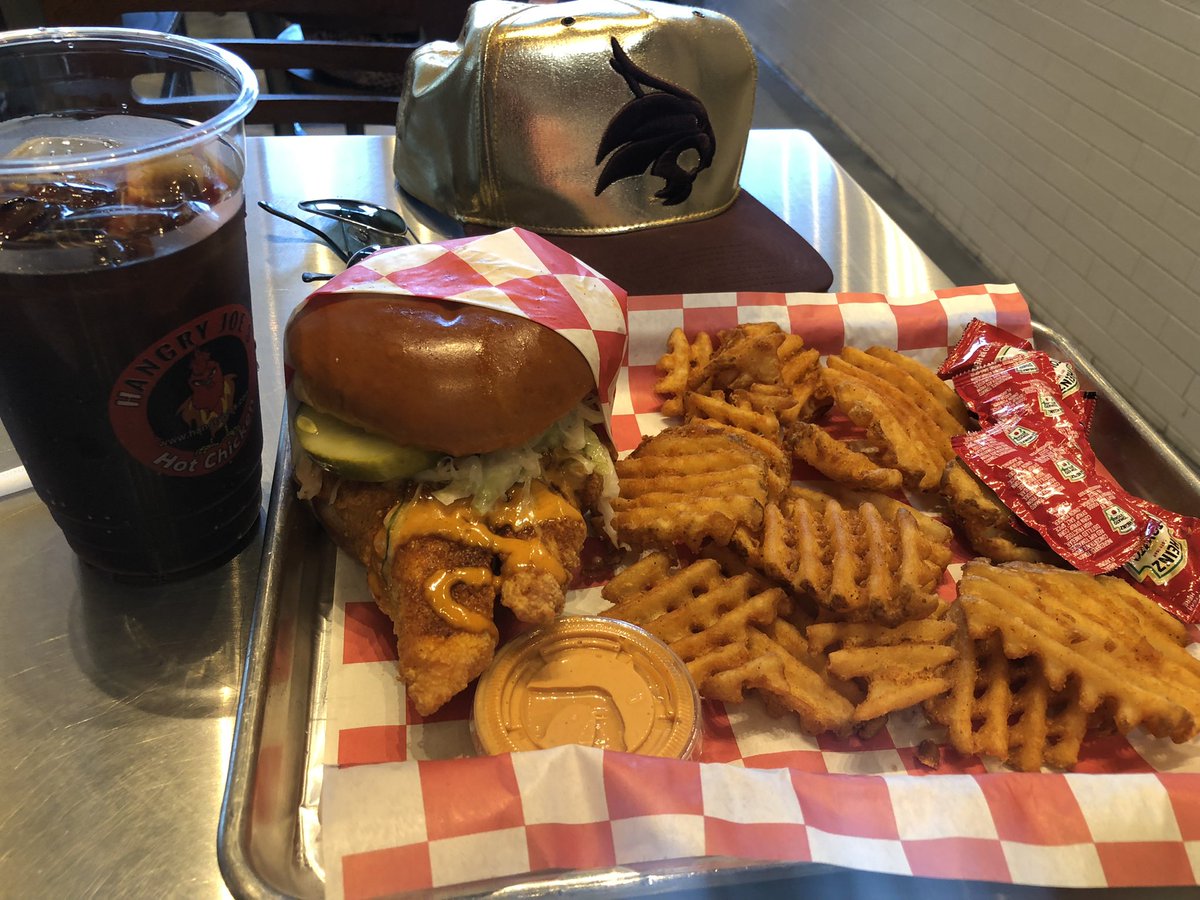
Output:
[{"xmin": 0, "ymin": 28, "xmax": 264, "ymax": 580}]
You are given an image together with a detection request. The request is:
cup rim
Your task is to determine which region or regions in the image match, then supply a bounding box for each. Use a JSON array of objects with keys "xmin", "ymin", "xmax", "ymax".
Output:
[{"xmin": 0, "ymin": 26, "xmax": 259, "ymax": 174}]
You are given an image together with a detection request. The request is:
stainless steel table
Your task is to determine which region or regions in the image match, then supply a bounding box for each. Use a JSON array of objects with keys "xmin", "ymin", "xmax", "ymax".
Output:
[{"xmin": 0, "ymin": 131, "xmax": 951, "ymax": 898}]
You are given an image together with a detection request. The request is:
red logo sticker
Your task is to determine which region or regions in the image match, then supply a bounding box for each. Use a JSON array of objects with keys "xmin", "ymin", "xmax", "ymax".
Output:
[{"xmin": 109, "ymin": 304, "xmax": 258, "ymax": 477}]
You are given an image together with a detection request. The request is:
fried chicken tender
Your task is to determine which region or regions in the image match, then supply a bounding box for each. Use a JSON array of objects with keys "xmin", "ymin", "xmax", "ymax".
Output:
[
  {"xmin": 307, "ymin": 475, "xmax": 402, "ymax": 566},
  {"xmin": 318, "ymin": 478, "xmax": 588, "ymax": 716},
  {"xmin": 369, "ymin": 534, "xmax": 498, "ymax": 717},
  {"xmin": 497, "ymin": 512, "xmax": 586, "ymax": 624}
]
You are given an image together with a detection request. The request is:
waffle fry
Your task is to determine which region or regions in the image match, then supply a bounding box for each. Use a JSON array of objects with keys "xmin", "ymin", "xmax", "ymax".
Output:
[
  {"xmin": 731, "ymin": 383, "xmax": 797, "ymax": 416},
  {"xmin": 699, "ymin": 322, "xmax": 786, "ymax": 391},
  {"xmin": 808, "ymin": 616, "xmax": 957, "ymax": 723},
  {"xmin": 655, "ymin": 323, "xmax": 828, "ymax": 430},
  {"xmin": 820, "ymin": 366, "xmax": 950, "ymax": 492},
  {"xmin": 759, "ymin": 489, "xmax": 951, "ymax": 624},
  {"xmin": 925, "ymin": 605, "xmax": 1090, "ymax": 771},
  {"xmin": 684, "ymin": 391, "xmax": 781, "ymax": 441},
  {"xmin": 826, "ymin": 354, "xmax": 954, "ymax": 453},
  {"xmin": 956, "ymin": 560, "xmax": 1200, "ymax": 743},
  {"xmin": 705, "ymin": 623, "xmax": 858, "ymax": 735},
  {"xmin": 788, "ymin": 422, "xmax": 903, "ymax": 492},
  {"xmin": 960, "ymin": 517, "xmax": 1059, "ymax": 565},
  {"xmin": 613, "ymin": 423, "xmax": 772, "ymax": 551},
  {"xmin": 602, "ymin": 555, "xmax": 860, "ymax": 735},
  {"xmin": 600, "ymin": 549, "xmax": 674, "ymax": 606},
  {"xmin": 939, "ymin": 460, "xmax": 1058, "ymax": 564},
  {"xmin": 865, "ymin": 345, "xmax": 971, "ymax": 428},
  {"xmin": 777, "ymin": 341, "xmax": 826, "ymax": 423},
  {"xmin": 682, "ymin": 416, "xmax": 790, "ymax": 499},
  {"xmin": 940, "ymin": 459, "xmax": 1011, "ymax": 529},
  {"xmin": 820, "ymin": 367, "xmax": 950, "ymax": 494},
  {"xmin": 654, "ymin": 328, "xmax": 713, "ymax": 417},
  {"xmin": 839, "ymin": 346, "xmax": 965, "ymax": 439},
  {"xmin": 778, "ymin": 337, "xmax": 819, "ymax": 391},
  {"xmin": 602, "ymin": 557, "xmax": 785, "ymax": 690},
  {"xmin": 793, "ymin": 485, "xmax": 955, "ymax": 548}
]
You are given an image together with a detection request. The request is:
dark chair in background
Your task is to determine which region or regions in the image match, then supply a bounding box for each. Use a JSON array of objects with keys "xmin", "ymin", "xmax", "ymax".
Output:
[{"xmin": 40, "ymin": 0, "xmax": 473, "ymax": 134}]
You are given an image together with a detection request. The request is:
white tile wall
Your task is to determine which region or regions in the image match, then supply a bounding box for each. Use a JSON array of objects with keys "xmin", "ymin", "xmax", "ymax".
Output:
[{"xmin": 704, "ymin": 0, "xmax": 1200, "ymax": 466}]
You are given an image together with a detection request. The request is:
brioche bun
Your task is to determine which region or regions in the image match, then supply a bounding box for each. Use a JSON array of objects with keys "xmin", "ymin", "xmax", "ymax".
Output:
[{"xmin": 286, "ymin": 295, "xmax": 594, "ymax": 456}]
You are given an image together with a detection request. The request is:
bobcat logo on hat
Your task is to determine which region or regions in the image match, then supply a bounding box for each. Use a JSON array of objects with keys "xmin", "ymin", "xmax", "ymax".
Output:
[{"xmin": 594, "ymin": 37, "xmax": 716, "ymax": 205}]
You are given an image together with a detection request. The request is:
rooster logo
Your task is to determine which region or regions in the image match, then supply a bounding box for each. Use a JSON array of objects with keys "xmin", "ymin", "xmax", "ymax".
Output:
[
  {"xmin": 594, "ymin": 37, "xmax": 716, "ymax": 206},
  {"xmin": 177, "ymin": 349, "xmax": 236, "ymax": 441}
]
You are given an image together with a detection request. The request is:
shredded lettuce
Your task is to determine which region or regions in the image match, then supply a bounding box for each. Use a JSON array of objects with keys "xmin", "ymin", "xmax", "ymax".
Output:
[{"xmin": 413, "ymin": 404, "xmax": 616, "ymax": 517}]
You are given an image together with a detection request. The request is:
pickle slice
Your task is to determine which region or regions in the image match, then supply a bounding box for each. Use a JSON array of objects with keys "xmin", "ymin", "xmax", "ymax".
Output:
[{"xmin": 294, "ymin": 403, "xmax": 439, "ymax": 481}]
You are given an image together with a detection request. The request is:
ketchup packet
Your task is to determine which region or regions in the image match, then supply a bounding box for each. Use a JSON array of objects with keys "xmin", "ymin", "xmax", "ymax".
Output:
[
  {"xmin": 945, "ymin": 316, "xmax": 1200, "ymax": 622},
  {"xmin": 953, "ymin": 420, "xmax": 1153, "ymax": 574},
  {"xmin": 1078, "ymin": 392, "xmax": 1099, "ymax": 434},
  {"xmin": 953, "ymin": 351, "xmax": 1092, "ymax": 445},
  {"xmin": 939, "ymin": 318, "xmax": 1033, "ymax": 378},
  {"xmin": 1121, "ymin": 496, "xmax": 1200, "ymax": 622},
  {"xmin": 942, "ymin": 318, "xmax": 1091, "ymax": 427}
]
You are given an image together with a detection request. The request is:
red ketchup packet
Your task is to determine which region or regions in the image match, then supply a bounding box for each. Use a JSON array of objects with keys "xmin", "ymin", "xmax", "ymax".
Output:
[
  {"xmin": 943, "ymin": 319, "xmax": 1092, "ymax": 427},
  {"xmin": 939, "ymin": 318, "xmax": 1033, "ymax": 378},
  {"xmin": 946, "ymin": 317, "xmax": 1200, "ymax": 622},
  {"xmin": 953, "ymin": 418, "xmax": 1154, "ymax": 575},
  {"xmin": 1121, "ymin": 497, "xmax": 1200, "ymax": 622},
  {"xmin": 952, "ymin": 351, "xmax": 1092, "ymax": 444}
]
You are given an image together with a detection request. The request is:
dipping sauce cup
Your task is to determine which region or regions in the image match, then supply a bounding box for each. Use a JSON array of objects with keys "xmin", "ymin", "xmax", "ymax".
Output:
[
  {"xmin": 473, "ymin": 616, "xmax": 702, "ymax": 759},
  {"xmin": 0, "ymin": 28, "xmax": 263, "ymax": 580}
]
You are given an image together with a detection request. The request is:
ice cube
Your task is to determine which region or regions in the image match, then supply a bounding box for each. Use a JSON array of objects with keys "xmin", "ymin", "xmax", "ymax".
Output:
[{"xmin": 0, "ymin": 197, "xmax": 59, "ymax": 241}]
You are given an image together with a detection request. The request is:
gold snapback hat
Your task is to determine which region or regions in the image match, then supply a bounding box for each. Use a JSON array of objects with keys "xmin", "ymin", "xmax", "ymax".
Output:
[{"xmin": 393, "ymin": 0, "xmax": 833, "ymax": 295}]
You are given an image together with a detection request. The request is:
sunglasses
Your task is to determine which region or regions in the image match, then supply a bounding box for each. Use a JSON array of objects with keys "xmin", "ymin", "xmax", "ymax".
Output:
[{"xmin": 258, "ymin": 198, "xmax": 416, "ymax": 280}]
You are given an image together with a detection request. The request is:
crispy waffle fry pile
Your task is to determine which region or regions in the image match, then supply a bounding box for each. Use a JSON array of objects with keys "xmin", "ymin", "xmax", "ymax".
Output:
[{"xmin": 603, "ymin": 322, "xmax": 1200, "ymax": 770}]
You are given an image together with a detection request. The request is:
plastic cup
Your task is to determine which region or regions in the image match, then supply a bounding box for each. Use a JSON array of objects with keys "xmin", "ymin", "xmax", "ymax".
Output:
[
  {"xmin": 472, "ymin": 616, "xmax": 702, "ymax": 759},
  {"xmin": 0, "ymin": 27, "xmax": 264, "ymax": 580}
]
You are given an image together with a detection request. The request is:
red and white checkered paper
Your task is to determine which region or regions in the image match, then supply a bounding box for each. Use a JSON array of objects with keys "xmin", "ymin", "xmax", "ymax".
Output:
[{"xmin": 317, "ymin": 284, "xmax": 1200, "ymax": 899}]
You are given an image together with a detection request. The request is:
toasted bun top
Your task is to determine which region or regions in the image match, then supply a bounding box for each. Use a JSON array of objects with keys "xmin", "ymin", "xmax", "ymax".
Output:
[{"xmin": 287, "ymin": 295, "xmax": 595, "ymax": 457}]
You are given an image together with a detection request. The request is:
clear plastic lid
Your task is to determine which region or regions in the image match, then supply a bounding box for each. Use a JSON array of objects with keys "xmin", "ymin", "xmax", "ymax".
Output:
[{"xmin": 472, "ymin": 616, "xmax": 701, "ymax": 760}]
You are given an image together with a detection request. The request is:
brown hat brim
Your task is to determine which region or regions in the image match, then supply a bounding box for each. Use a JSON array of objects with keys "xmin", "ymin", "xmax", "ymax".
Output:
[{"xmin": 466, "ymin": 190, "xmax": 832, "ymax": 296}]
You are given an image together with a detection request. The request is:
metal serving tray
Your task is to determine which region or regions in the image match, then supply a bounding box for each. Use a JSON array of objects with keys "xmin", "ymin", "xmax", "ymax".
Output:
[{"xmin": 216, "ymin": 322, "xmax": 1200, "ymax": 899}]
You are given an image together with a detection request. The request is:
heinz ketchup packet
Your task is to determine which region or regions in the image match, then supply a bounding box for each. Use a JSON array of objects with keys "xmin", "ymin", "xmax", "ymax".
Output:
[
  {"xmin": 953, "ymin": 420, "xmax": 1153, "ymax": 574},
  {"xmin": 939, "ymin": 318, "xmax": 1033, "ymax": 378},
  {"xmin": 943, "ymin": 319, "xmax": 1091, "ymax": 428},
  {"xmin": 1121, "ymin": 496, "xmax": 1200, "ymax": 622},
  {"xmin": 947, "ymin": 316, "xmax": 1200, "ymax": 622},
  {"xmin": 953, "ymin": 351, "xmax": 1092, "ymax": 444}
]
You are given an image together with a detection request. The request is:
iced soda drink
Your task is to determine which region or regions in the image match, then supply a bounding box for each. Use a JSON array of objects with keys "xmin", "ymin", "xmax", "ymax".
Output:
[{"xmin": 0, "ymin": 30, "xmax": 263, "ymax": 579}]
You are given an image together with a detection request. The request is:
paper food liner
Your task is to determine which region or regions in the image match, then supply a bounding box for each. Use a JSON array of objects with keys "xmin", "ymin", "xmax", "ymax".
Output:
[{"xmin": 309, "ymin": 284, "xmax": 1200, "ymax": 898}]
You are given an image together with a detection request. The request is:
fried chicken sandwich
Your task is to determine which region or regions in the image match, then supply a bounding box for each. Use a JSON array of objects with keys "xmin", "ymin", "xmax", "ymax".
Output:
[{"xmin": 286, "ymin": 273, "xmax": 619, "ymax": 715}]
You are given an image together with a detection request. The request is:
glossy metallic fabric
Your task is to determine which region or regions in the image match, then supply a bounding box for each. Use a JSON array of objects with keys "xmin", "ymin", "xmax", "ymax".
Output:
[{"xmin": 394, "ymin": 0, "xmax": 756, "ymax": 234}]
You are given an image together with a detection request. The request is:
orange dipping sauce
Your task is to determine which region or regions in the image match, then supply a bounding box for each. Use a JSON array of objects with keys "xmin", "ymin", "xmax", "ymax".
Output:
[{"xmin": 472, "ymin": 617, "xmax": 700, "ymax": 759}]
